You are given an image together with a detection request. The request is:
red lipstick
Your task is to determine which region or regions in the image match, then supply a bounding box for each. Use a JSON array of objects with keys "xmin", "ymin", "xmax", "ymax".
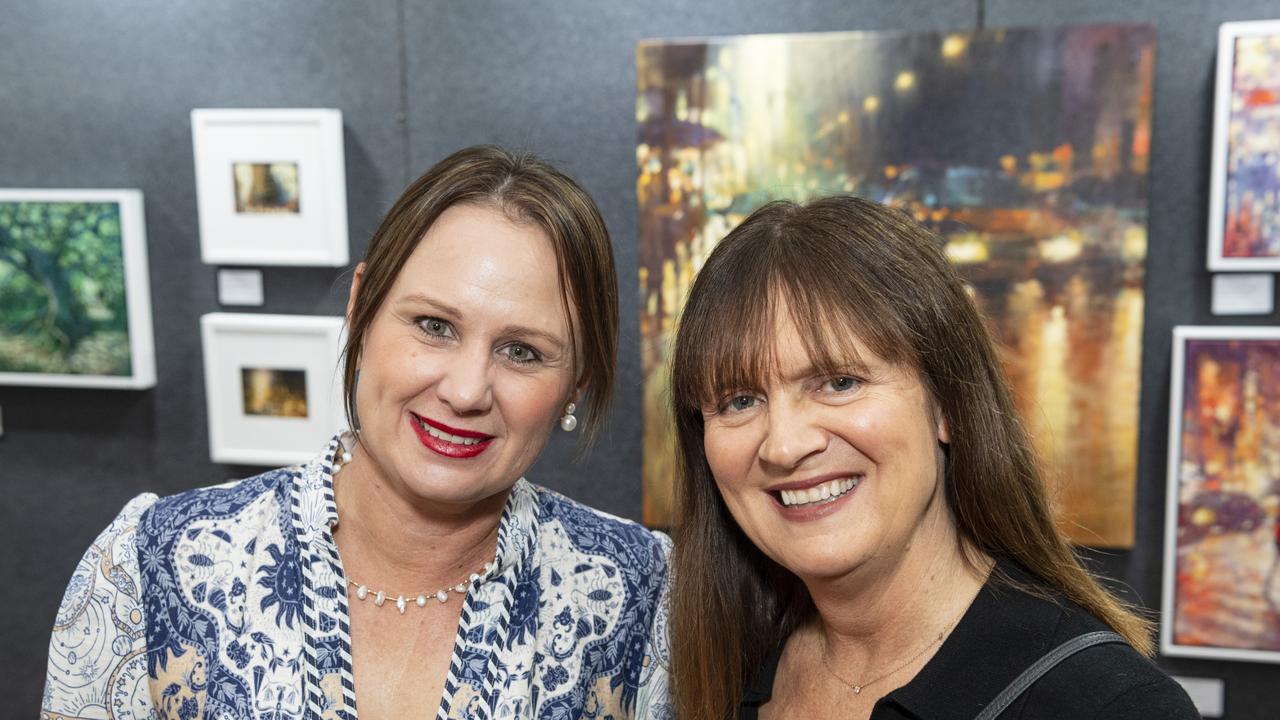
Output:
[{"xmin": 409, "ymin": 413, "xmax": 494, "ymax": 459}]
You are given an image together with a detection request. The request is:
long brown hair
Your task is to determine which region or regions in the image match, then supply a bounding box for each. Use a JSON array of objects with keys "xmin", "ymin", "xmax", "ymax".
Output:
[
  {"xmin": 668, "ymin": 196, "xmax": 1154, "ymax": 720},
  {"xmin": 343, "ymin": 145, "xmax": 618, "ymax": 442}
]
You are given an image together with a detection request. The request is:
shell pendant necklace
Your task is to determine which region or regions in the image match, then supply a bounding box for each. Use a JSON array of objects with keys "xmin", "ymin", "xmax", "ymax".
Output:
[{"xmin": 331, "ymin": 439, "xmax": 500, "ymax": 615}]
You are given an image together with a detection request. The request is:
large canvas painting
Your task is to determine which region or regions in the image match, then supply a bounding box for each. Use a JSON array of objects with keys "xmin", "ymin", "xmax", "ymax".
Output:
[
  {"xmin": 1162, "ymin": 327, "xmax": 1280, "ymax": 663},
  {"xmin": 0, "ymin": 189, "xmax": 155, "ymax": 388},
  {"xmin": 1208, "ymin": 20, "xmax": 1280, "ymax": 271},
  {"xmin": 637, "ymin": 25, "xmax": 1155, "ymax": 546}
]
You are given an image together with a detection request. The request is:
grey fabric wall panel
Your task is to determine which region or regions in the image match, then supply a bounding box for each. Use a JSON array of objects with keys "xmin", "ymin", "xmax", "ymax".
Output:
[
  {"xmin": 0, "ymin": 1, "xmax": 403, "ymax": 708},
  {"xmin": 402, "ymin": 0, "xmax": 980, "ymax": 519}
]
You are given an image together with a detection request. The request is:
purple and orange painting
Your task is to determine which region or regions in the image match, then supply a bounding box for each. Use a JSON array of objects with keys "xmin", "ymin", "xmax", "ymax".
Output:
[{"xmin": 1164, "ymin": 329, "xmax": 1280, "ymax": 662}]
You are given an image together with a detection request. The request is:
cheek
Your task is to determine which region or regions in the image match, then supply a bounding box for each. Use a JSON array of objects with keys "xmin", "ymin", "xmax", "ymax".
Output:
[
  {"xmin": 703, "ymin": 425, "xmax": 757, "ymax": 491},
  {"xmin": 495, "ymin": 374, "xmax": 570, "ymax": 432}
]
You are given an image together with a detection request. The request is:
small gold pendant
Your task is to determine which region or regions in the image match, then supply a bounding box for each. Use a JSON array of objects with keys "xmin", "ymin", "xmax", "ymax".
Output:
[{"xmin": 852, "ymin": 686, "xmax": 862, "ymax": 694}]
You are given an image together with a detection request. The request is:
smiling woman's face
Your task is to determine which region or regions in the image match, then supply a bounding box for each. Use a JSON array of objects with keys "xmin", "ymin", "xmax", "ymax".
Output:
[
  {"xmin": 701, "ymin": 306, "xmax": 953, "ymax": 584},
  {"xmin": 351, "ymin": 203, "xmax": 578, "ymax": 507}
]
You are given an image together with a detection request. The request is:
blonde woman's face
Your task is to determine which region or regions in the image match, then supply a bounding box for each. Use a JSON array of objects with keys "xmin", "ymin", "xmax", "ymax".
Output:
[
  {"xmin": 701, "ymin": 308, "xmax": 953, "ymax": 584},
  {"xmin": 350, "ymin": 204, "xmax": 578, "ymax": 508}
]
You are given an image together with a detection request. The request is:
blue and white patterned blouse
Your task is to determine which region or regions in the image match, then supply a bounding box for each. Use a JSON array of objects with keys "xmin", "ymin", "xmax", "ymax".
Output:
[{"xmin": 43, "ymin": 435, "xmax": 672, "ymax": 719}]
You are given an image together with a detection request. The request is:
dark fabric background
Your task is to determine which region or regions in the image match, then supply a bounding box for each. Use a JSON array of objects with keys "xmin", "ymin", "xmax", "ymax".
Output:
[{"xmin": 3, "ymin": 0, "xmax": 1277, "ymax": 715}]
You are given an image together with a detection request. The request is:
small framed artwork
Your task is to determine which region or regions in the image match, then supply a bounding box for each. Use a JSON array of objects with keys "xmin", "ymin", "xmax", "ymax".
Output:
[
  {"xmin": 0, "ymin": 189, "xmax": 156, "ymax": 388},
  {"xmin": 201, "ymin": 313, "xmax": 346, "ymax": 465},
  {"xmin": 1208, "ymin": 21, "xmax": 1280, "ymax": 271},
  {"xmin": 191, "ymin": 109, "xmax": 349, "ymax": 266},
  {"xmin": 1162, "ymin": 325, "xmax": 1280, "ymax": 662}
]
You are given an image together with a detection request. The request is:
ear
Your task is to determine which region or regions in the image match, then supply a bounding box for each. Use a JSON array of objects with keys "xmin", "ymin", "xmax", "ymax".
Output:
[
  {"xmin": 345, "ymin": 262, "xmax": 367, "ymax": 324},
  {"xmin": 936, "ymin": 414, "xmax": 951, "ymax": 445}
]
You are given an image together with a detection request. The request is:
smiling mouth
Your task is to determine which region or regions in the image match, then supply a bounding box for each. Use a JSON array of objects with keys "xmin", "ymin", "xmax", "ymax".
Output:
[
  {"xmin": 409, "ymin": 413, "xmax": 494, "ymax": 458},
  {"xmin": 415, "ymin": 416, "xmax": 487, "ymax": 445},
  {"xmin": 776, "ymin": 477, "xmax": 860, "ymax": 508}
]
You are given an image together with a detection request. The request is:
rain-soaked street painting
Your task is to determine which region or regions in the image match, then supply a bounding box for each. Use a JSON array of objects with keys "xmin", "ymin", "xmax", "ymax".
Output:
[
  {"xmin": 1162, "ymin": 328, "xmax": 1280, "ymax": 663},
  {"xmin": 637, "ymin": 25, "xmax": 1155, "ymax": 546}
]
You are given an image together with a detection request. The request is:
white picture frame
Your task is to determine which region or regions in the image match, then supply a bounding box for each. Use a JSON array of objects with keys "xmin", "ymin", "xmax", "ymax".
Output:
[
  {"xmin": 1162, "ymin": 325, "xmax": 1280, "ymax": 663},
  {"xmin": 0, "ymin": 188, "xmax": 156, "ymax": 389},
  {"xmin": 191, "ymin": 108, "xmax": 350, "ymax": 267},
  {"xmin": 1207, "ymin": 20, "xmax": 1280, "ymax": 271},
  {"xmin": 201, "ymin": 313, "xmax": 346, "ymax": 466}
]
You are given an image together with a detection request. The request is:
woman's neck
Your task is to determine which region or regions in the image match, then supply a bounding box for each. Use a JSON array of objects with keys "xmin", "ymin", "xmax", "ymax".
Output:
[
  {"xmin": 801, "ymin": 504, "xmax": 992, "ymax": 667},
  {"xmin": 331, "ymin": 446, "xmax": 508, "ymax": 592}
]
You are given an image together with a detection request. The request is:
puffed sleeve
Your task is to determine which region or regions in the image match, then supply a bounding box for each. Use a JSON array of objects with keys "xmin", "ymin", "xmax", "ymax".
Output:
[
  {"xmin": 634, "ymin": 531, "xmax": 674, "ymax": 720},
  {"xmin": 42, "ymin": 493, "xmax": 159, "ymax": 719}
]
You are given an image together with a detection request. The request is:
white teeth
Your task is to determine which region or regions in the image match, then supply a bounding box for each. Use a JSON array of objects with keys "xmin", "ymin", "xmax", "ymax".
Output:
[
  {"xmin": 778, "ymin": 477, "xmax": 860, "ymax": 508},
  {"xmin": 419, "ymin": 419, "xmax": 482, "ymax": 446}
]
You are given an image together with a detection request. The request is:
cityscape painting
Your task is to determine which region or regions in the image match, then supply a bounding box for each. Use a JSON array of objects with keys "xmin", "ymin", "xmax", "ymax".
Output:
[
  {"xmin": 637, "ymin": 25, "xmax": 1155, "ymax": 546},
  {"xmin": 1162, "ymin": 327, "xmax": 1280, "ymax": 663}
]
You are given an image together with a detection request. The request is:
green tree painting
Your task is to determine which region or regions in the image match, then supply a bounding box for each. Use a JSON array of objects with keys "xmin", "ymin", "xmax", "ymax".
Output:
[{"xmin": 0, "ymin": 201, "xmax": 133, "ymax": 375}]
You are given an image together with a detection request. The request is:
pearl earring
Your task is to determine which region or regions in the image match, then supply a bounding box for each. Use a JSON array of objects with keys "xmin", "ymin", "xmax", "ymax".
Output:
[{"xmin": 560, "ymin": 403, "xmax": 578, "ymax": 432}]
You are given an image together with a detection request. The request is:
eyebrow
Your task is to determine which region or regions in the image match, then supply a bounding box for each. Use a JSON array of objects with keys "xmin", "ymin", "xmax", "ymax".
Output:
[{"xmin": 394, "ymin": 292, "xmax": 568, "ymax": 353}]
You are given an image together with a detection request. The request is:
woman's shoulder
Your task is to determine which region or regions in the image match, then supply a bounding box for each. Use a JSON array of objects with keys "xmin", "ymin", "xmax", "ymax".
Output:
[
  {"xmin": 137, "ymin": 466, "xmax": 297, "ymax": 534},
  {"xmin": 985, "ymin": 562, "xmax": 1198, "ymax": 719},
  {"xmin": 520, "ymin": 480, "xmax": 673, "ymax": 569}
]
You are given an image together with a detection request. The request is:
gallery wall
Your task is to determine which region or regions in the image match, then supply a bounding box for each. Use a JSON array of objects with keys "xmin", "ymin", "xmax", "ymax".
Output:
[{"xmin": 2, "ymin": 0, "xmax": 1277, "ymax": 714}]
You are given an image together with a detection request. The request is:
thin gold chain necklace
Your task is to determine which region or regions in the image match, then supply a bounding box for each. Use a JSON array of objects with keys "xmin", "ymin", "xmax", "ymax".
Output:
[{"xmin": 818, "ymin": 615, "xmax": 960, "ymax": 695}]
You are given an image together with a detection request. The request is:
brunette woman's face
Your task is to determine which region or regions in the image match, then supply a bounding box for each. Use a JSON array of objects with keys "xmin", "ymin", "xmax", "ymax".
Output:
[
  {"xmin": 701, "ymin": 308, "xmax": 953, "ymax": 583},
  {"xmin": 348, "ymin": 203, "xmax": 579, "ymax": 508}
]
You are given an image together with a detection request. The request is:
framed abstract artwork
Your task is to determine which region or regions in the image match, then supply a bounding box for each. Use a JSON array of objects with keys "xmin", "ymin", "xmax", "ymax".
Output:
[
  {"xmin": 1208, "ymin": 20, "xmax": 1280, "ymax": 271},
  {"xmin": 192, "ymin": 108, "xmax": 349, "ymax": 266},
  {"xmin": 637, "ymin": 25, "xmax": 1155, "ymax": 546},
  {"xmin": 0, "ymin": 189, "xmax": 156, "ymax": 388},
  {"xmin": 1162, "ymin": 326, "xmax": 1280, "ymax": 662},
  {"xmin": 201, "ymin": 313, "xmax": 345, "ymax": 465}
]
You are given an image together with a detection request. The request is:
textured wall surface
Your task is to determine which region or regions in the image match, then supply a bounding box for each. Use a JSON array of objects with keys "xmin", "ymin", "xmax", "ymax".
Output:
[{"xmin": 3, "ymin": 0, "xmax": 1277, "ymax": 715}]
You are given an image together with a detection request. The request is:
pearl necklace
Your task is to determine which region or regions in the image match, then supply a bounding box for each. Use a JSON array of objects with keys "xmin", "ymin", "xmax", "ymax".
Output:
[
  {"xmin": 331, "ymin": 435, "xmax": 500, "ymax": 615},
  {"xmin": 346, "ymin": 560, "xmax": 497, "ymax": 615}
]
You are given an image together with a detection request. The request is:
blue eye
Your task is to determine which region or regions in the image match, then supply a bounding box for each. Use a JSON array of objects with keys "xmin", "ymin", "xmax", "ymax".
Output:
[
  {"xmin": 721, "ymin": 394, "xmax": 760, "ymax": 413},
  {"xmin": 825, "ymin": 376, "xmax": 859, "ymax": 392}
]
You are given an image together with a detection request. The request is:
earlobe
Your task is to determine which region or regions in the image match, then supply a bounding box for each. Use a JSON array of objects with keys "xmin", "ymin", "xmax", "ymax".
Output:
[{"xmin": 936, "ymin": 412, "xmax": 951, "ymax": 445}]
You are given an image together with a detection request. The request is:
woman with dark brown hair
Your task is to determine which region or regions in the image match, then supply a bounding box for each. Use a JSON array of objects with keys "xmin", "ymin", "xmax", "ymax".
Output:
[
  {"xmin": 44, "ymin": 146, "xmax": 672, "ymax": 719},
  {"xmin": 668, "ymin": 196, "xmax": 1196, "ymax": 719}
]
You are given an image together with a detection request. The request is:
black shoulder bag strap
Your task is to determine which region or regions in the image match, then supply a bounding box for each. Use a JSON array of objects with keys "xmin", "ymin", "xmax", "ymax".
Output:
[{"xmin": 973, "ymin": 631, "xmax": 1128, "ymax": 720}]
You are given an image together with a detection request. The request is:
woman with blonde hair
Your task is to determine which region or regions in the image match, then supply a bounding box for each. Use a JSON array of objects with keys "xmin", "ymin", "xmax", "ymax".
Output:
[{"xmin": 667, "ymin": 196, "xmax": 1195, "ymax": 719}]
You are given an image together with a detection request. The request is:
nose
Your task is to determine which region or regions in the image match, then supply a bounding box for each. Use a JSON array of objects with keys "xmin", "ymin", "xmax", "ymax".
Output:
[
  {"xmin": 756, "ymin": 399, "xmax": 828, "ymax": 470},
  {"xmin": 435, "ymin": 344, "xmax": 494, "ymax": 415}
]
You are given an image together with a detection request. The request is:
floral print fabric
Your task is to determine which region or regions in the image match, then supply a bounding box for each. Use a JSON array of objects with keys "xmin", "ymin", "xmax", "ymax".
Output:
[{"xmin": 43, "ymin": 435, "xmax": 672, "ymax": 719}]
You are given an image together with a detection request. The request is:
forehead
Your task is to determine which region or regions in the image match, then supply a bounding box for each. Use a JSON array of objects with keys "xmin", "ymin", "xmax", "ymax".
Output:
[{"xmin": 392, "ymin": 204, "xmax": 570, "ymax": 331}]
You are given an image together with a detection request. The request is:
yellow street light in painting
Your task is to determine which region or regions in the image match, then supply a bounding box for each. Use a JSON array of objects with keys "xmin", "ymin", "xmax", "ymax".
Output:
[
  {"xmin": 864, "ymin": 95, "xmax": 880, "ymax": 113},
  {"xmin": 942, "ymin": 34, "xmax": 968, "ymax": 60},
  {"xmin": 894, "ymin": 71, "xmax": 916, "ymax": 92},
  {"xmin": 945, "ymin": 233, "xmax": 989, "ymax": 264},
  {"xmin": 837, "ymin": 110, "xmax": 850, "ymax": 124}
]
